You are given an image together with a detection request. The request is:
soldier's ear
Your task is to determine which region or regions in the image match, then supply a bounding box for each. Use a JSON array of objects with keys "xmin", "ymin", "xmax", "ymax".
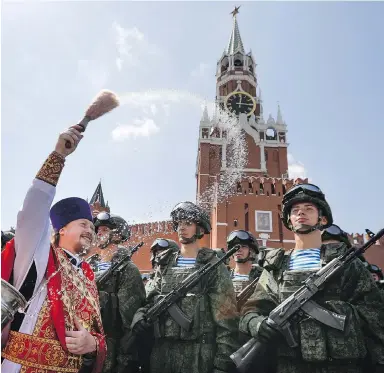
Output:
[{"xmin": 320, "ymin": 216, "xmax": 328, "ymax": 226}]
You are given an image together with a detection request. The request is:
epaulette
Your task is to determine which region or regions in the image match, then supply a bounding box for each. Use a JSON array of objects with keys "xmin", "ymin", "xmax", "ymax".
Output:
[{"xmin": 262, "ymin": 248, "xmax": 286, "ymax": 271}]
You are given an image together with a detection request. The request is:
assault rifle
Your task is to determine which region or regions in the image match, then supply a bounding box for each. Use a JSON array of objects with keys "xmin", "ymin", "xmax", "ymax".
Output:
[
  {"xmin": 96, "ymin": 241, "xmax": 144, "ymax": 287},
  {"xmin": 230, "ymin": 228, "xmax": 384, "ymax": 373},
  {"xmin": 123, "ymin": 245, "xmax": 242, "ymax": 351},
  {"xmin": 236, "ymin": 276, "xmax": 259, "ymax": 310}
]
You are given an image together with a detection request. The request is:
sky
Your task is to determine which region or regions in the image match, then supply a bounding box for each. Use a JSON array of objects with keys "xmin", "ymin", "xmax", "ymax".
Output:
[{"xmin": 1, "ymin": 1, "xmax": 383, "ymax": 235}]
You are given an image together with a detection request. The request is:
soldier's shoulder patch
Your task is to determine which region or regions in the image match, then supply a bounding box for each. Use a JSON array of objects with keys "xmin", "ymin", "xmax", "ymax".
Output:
[
  {"xmin": 263, "ymin": 248, "xmax": 285, "ymax": 271},
  {"xmin": 196, "ymin": 247, "xmax": 216, "ymax": 264}
]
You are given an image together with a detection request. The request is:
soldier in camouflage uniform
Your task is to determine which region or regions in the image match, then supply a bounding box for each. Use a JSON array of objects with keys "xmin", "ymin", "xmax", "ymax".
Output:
[
  {"xmin": 93, "ymin": 212, "xmax": 146, "ymax": 373},
  {"xmin": 132, "ymin": 201, "xmax": 239, "ymax": 373},
  {"xmin": 227, "ymin": 230, "xmax": 262, "ymax": 298},
  {"xmin": 145, "ymin": 238, "xmax": 180, "ymax": 296},
  {"xmin": 240, "ymin": 183, "xmax": 384, "ymax": 373}
]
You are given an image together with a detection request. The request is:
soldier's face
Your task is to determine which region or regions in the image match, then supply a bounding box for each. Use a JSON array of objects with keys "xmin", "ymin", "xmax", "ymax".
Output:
[
  {"xmin": 177, "ymin": 220, "xmax": 196, "ymax": 240},
  {"xmin": 97, "ymin": 226, "xmax": 111, "ymax": 246},
  {"xmin": 234, "ymin": 245, "xmax": 250, "ymax": 261},
  {"xmin": 290, "ymin": 203, "xmax": 327, "ymax": 228},
  {"xmin": 372, "ymin": 273, "xmax": 379, "ymax": 282},
  {"xmin": 59, "ymin": 219, "xmax": 95, "ymax": 254}
]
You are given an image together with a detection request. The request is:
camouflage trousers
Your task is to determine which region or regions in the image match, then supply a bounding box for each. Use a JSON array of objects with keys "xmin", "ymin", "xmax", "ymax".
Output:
[
  {"xmin": 150, "ymin": 339, "xmax": 215, "ymax": 373},
  {"xmin": 102, "ymin": 337, "xmax": 140, "ymax": 373},
  {"xmin": 274, "ymin": 357, "xmax": 365, "ymax": 373}
]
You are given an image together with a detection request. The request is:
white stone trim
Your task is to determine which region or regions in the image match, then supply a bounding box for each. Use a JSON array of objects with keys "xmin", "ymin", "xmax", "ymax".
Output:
[
  {"xmin": 218, "ymin": 74, "xmax": 256, "ymax": 87},
  {"xmin": 255, "ymin": 210, "xmax": 273, "ymax": 232},
  {"xmin": 258, "ymin": 142, "xmax": 289, "ymax": 148},
  {"xmin": 199, "ymin": 138, "xmax": 225, "ymax": 145}
]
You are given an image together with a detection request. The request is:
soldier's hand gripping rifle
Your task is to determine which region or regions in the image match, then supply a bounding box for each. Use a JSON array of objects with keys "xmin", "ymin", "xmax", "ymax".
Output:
[
  {"xmin": 96, "ymin": 241, "xmax": 144, "ymax": 287},
  {"xmin": 123, "ymin": 245, "xmax": 241, "ymax": 351},
  {"xmin": 231, "ymin": 228, "xmax": 384, "ymax": 373}
]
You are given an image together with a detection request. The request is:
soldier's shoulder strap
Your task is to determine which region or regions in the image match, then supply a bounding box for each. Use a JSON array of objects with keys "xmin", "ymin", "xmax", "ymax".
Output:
[
  {"xmin": 196, "ymin": 247, "xmax": 217, "ymax": 265},
  {"xmin": 249, "ymin": 264, "xmax": 263, "ymax": 280},
  {"xmin": 263, "ymin": 248, "xmax": 286, "ymax": 271}
]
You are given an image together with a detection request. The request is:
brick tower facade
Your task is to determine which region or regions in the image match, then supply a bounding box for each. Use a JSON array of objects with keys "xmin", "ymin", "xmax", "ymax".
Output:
[{"xmin": 196, "ymin": 8, "xmax": 295, "ymax": 251}]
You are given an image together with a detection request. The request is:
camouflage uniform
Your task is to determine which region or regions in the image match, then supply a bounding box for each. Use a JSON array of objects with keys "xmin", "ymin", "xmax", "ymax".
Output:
[
  {"xmin": 230, "ymin": 264, "xmax": 263, "ymax": 296},
  {"xmin": 147, "ymin": 248, "xmax": 239, "ymax": 373},
  {"xmin": 96, "ymin": 247, "xmax": 146, "ymax": 373},
  {"xmin": 240, "ymin": 242, "xmax": 384, "ymax": 373}
]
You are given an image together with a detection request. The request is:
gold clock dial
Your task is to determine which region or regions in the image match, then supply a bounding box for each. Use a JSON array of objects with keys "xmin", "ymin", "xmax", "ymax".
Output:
[{"xmin": 225, "ymin": 91, "xmax": 256, "ymax": 116}]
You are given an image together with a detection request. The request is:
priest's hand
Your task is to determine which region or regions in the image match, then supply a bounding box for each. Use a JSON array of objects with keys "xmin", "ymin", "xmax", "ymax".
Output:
[
  {"xmin": 65, "ymin": 317, "xmax": 97, "ymax": 355},
  {"xmin": 55, "ymin": 125, "xmax": 84, "ymax": 158}
]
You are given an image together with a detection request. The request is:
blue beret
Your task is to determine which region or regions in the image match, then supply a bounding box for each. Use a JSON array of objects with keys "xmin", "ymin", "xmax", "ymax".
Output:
[{"xmin": 50, "ymin": 197, "xmax": 92, "ymax": 231}]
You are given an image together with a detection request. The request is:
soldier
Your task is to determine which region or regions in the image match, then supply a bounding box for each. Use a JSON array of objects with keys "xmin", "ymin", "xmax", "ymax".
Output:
[
  {"xmin": 93, "ymin": 212, "xmax": 146, "ymax": 373},
  {"xmin": 240, "ymin": 183, "xmax": 384, "ymax": 373},
  {"xmin": 321, "ymin": 224, "xmax": 352, "ymax": 248},
  {"xmin": 146, "ymin": 238, "xmax": 180, "ymax": 296},
  {"xmin": 227, "ymin": 230, "xmax": 262, "ymax": 296},
  {"xmin": 149, "ymin": 238, "xmax": 180, "ymax": 271},
  {"xmin": 132, "ymin": 201, "xmax": 239, "ymax": 373},
  {"xmin": 226, "ymin": 230, "xmax": 263, "ymax": 314}
]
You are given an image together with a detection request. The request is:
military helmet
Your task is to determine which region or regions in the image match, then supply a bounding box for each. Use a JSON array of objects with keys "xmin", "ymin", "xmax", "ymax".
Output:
[
  {"xmin": 281, "ymin": 183, "xmax": 333, "ymax": 231},
  {"xmin": 322, "ymin": 224, "xmax": 351, "ymax": 248},
  {"xmin": 94, "ymin": 212, "xmax": 130, "ymax": 241},
  {"xmin": 150, "ymin": 238, "xmax": 180, "ymax": 253},
  {"xmin": 170, "ymin": 201, "xmax": 211, "ymax": 234},
  {"xmin": 368, "ymin": 264, "xmax": 384, "ymax": 280},
  {"xmin": 150, "ymin": 238, "xmax": 180, "ymax": 266},
  {"xmin": 226, "ymin": 230, "xmax": 259, "ymax": 254}
]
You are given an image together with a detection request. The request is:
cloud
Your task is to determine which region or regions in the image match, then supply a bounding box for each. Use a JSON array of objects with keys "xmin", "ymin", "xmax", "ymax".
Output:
[
  {"xmin": 120, "ymin": 89, "xmax": 205, "ymax": 111},
  {"xmin": 112, "ymin": 118, "xmax": 160, "ymax": 141},
  {"xmin": 111, "ymin": 89, "xmax": 209, "ymax": 142},
  {"xmin": 112, "ymin": 22, "xmax": 161, "ymax": 71},
  {"xmin": 77, "ymin": 59, "xmax": 109, "ymax": 89},
  {"xmin": 190, "ymin": 63, "xmax": 210, "ymax": 78},
  {"xmin": 288, "ymin": 153, "xmax": 308, "ymax": 180}
]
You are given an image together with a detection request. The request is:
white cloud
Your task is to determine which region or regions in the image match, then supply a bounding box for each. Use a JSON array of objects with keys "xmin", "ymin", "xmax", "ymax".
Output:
[
  {"xmin": 190, "ymin": 63, "xmax": 210, "ymax": 78},
  {"xmin": 112, "ymin": 118, "xmax": 160, "ymax": 141},
  {"xmin": 288, "ymin": 153, "xmax": 308, "ymax": 180},
  {"xmin": 112, "ymin": 22, "xmax": 161, "ymax": 71},
  {"xmin": 120, "ymin": 89, "xmax": 205, "ymax": 111},
  {"xmin": 111, "ymin": 89, "xmax": 209, "ymax": 141},
  {"xmin": 77, "ymin": 59, "xmax": 109, "ymax": 89}
]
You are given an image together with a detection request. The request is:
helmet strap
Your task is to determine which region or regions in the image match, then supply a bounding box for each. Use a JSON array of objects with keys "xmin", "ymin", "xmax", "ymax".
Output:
[
  {"xmin": 233, "ymin": 245, "xmax": 255, "ymax": 263},
  {"xmin": 180, "ymin": 235, "xmax": 197, "ymax": 244},
  {"xmin": 289, "ymin": 208, "xmax": 326, "ymax": 235}
]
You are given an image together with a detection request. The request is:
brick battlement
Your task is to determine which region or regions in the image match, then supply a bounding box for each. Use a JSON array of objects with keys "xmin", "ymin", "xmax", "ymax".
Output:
[
  {"xmin": 234, "ymin": 176, "xmax": 309, "ymax": 197},
  {"xmin": 130, "ymin": 220, "xmax": 174, "ymax": 237}
]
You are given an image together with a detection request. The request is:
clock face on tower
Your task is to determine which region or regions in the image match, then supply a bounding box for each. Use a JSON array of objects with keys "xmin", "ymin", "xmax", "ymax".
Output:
[{"xmin": 225, "ymin": 91, "xmax": 256, "ymax": 116}]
